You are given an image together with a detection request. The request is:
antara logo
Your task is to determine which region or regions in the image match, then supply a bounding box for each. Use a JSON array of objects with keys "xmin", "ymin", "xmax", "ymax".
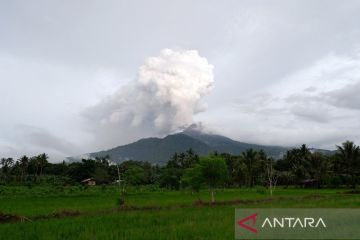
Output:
[
  {"xmin": 261, "ymin": 217, "xmax": 326, "ymax": 228},
  {"xmin": 237, "ymin": 213, "xmax": 326, "ymax": 234},
  {"xmin": 237, "ymin": 213, "xmax": 258, "ymax": 233}
]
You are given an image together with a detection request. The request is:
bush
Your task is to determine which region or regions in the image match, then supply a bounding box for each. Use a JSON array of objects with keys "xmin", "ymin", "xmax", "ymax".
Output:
[
  {"xmin": 26, "ymin": 182, "xmax": 32, "ymax": 189},
  {"xmin": 256, "ymin": 186, "xmax": 266, "ymax": 194},
  {"xmin": 116, "ymin": 197, "xmax": 125, "ymax": 206},
  {"xmin": 328, "ymin": 176, "xmax": 342, "ymax": 188}
]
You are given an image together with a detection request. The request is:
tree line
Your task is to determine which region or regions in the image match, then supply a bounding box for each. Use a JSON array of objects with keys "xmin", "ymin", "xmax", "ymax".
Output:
[{"xmin": 1, "ymin": 141, "xmax": 360, "ymax": 191}]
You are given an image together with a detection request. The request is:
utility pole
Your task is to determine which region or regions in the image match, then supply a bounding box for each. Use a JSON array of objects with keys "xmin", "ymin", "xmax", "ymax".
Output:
[{"xmin": 116, "ymin": 163, "xmax": 121, "ymax": 191}]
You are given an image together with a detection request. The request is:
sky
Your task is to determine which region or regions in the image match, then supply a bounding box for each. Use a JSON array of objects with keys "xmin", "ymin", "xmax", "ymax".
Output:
[{"xmin": 1, "ymin": 0, "xmax": 360, "ymax": 162}]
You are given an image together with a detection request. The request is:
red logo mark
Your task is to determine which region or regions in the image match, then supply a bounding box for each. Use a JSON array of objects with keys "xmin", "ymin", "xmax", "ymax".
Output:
[{"xmin": 237, "ymin": 213, "xmax": 258, "ymax": 234}]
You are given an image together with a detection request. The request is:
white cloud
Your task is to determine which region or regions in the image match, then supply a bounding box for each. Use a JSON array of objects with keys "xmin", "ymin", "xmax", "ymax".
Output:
[{"xmin": 83, "ymin": 49, "xmax": 214, "ymax": 149}]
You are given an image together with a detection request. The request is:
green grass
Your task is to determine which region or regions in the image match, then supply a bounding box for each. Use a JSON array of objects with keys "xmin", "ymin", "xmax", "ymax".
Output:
[{"xmin": 0, "ymin": 186, "xmax": 359, "ymax": 240}]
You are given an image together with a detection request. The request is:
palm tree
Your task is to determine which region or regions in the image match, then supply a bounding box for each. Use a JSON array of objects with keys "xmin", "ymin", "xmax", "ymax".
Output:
[
  {"xmin": 29, "ymin": 156, "xmax": 40, "ymax": 181},
  {"xmin": 1, "ymin": 157, "xmax": 14, "ymax": 172},
  {"xmin": 1, "ymin": 158, "xmax": 14, "ymax": 183},
  {"xmin": 19, "ymin": 155, "xmax": 29, "ymax": 183},
  {"xmin": 286, "ymin": 144, "xmax": 311, "ymax": 186},
  {"xmin": 308, "ymin": 152, "xmax": 329, "ymax": 188},
  {"xmin": 336, "ymin": 141, "xmax": 360, "ymax": 188},
  {"xmin": 183, "ymin": 148, "xmax": 199, "ymax": 168},
  {"xmin": 242, "ymin": 149, "xmax": 259, "ymax": 187},
  {"xmin": 38, "ymin": 153, "xmax": 49, "ymax": 178}
]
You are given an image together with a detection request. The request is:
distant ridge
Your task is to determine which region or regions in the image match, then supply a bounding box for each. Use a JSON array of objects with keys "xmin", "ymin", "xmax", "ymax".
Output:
[{"xmin": 182, "ymin": 129, "xmax": 289, "ymax": 157}]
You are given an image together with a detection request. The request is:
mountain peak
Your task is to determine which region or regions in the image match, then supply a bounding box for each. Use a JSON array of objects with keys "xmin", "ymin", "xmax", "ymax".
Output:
[{"xmin": 84, "ymin": 130, "xmax": 290, "ymax": 164}]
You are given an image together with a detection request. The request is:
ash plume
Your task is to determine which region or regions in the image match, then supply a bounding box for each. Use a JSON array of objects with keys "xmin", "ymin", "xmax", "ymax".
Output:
[{"xmin": 84, "ymin": 49, "xmax": 214, "ymax": 149}]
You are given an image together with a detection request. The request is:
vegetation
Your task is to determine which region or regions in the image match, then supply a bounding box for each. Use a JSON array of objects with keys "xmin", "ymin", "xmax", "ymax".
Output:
[
  {"xmin": 1, "ymin": 141, "xmax": 360, "ymax": 192},
  {"xmin": 1, "ymin": 141, "xmax": 360, "ymax": 239}
]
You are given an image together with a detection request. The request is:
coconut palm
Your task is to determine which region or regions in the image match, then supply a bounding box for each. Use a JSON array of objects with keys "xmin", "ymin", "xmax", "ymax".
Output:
[
  {"xmin": 286, "ymin": 144, "xmax": 311, "ymax": 186},
  {"xmin": 242, "ymin": 149, "xmax": 259, "ymax": 187},
  {"xmin": 336, "ymin": 141, "xmax": 360, "ymax": 187},
  {"xmin": 38, "ymin": 153, "xmax": 49, "ymax": 178},
  {"xmin": 1, "ymin": 157, "xmax": 14, "ymax": 183},
  {"xmin": 308, "ymin": 152, "xmax": 329, "ymax": 188},
  {"xmin": 19, "ymin": 155, "xmax": 29, "ymax": 183}
]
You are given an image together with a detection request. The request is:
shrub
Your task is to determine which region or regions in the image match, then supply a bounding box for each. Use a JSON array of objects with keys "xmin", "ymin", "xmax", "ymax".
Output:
[
  {"xmin": 256, "ymin": 186, "xmax": 266, "ymax": 194},
  {"xmin": 116, "ymin": 197, "xmax": 125, "ymax": 206}
]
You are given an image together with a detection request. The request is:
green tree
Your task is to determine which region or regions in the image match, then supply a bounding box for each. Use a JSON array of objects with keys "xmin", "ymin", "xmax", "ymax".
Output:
[
  {"xmin": 19, "ymin": 155, "xmax": 29, "ymax": 183},
  {"xmin": 181, "ymin": 165, "xmax": 203, "ymax": 194},
  {"xmin": 167, "ymin": 149, "xmax": 199, "ymax": 169},
  {"xmin": 286, "ymin": 144, "xmax": 311, "ymax": 185},
  {"xmin": 67, "ymin": 159, "xmax": 96, "ymax": 182},
  {"xmin": 221, "ymin": 153, "xmax": 246, "ymax": 187},
  {"xmin": 38, "ymin": 153, "xmax": 49, "ymax": 178},
  {"xmin": 0, "ymin": 157, "xmax": 14, "ymax": 183},
  {"xmin": 182, "ymin": 148, "xmax": 199, "ymax": 168},
  {"xmin": 198, "ymin": 156, "xmax": 228, "ymax": 203},
  {"xmin": 242, "ymin": 149, "xmax": 259, "ymax": 187},
  {"xmin": 123, "ymin": 165, "xmax": 146, "ymax": 185},
  {"xmin": 159, "ymin": 167, "xmax": 183, "ymax": 190},
  {"xmin": 308, "ymin": 152, "xmax": 329, "ymax": 188},
  {"xmin": 28, "ymin": 156, "xmax": 40, "ymax": 181},
  {"xmin": 336, "ymin": 141, "xmax": 360, "ymax": 187}
]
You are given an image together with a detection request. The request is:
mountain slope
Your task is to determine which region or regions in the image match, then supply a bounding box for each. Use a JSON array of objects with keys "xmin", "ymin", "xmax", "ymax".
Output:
[
  {"xmin": 90, "ymin": 133, "xmax": 212, "ymax": 165},
  {"xmin": 86, "ymin": 130, "xmax": 291, "ymax": 164},
  {"xmin": 182, "ymin": 129, "xmax": 289, "ymax": 157}
]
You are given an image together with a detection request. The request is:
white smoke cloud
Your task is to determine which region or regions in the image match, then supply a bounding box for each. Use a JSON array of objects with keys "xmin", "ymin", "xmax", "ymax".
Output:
[{"xmin": 84, "ymin": 49, "xmax": 214, "ymax": 149}]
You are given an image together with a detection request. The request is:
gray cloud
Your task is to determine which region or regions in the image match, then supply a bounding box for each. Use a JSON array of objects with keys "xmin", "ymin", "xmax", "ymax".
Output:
[
  {"xmin": 0, "ymin": 125, "xmax": 78, "ymax": 161},
  {"xmin": 289, "ymin": 104, "xmax": 331, "ymax": 123},
  {"xmin": 16, "ymin": 125, "xmax": 77, "ymax": 155},
  {"xmin": 221, "ymin": 50, "xmax": 360, "ymax": 149},
  {"xmin": 322, "ymin": 82, "xmax": 360, "ymax": 110}
]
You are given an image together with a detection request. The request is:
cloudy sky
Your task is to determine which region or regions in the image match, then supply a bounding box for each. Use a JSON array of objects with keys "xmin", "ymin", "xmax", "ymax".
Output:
[{"xmin": 1, "ymin": 0, "xmax": 360, "ymax": 161}]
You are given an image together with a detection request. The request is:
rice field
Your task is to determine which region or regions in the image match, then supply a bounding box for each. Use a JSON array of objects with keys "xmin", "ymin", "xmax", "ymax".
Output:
[{"xmin": 0, "ymin": 186, "xmax": 359, "ymax": 240}]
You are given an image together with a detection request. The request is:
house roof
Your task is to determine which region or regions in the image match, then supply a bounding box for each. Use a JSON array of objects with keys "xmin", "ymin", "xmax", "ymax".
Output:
[
  {"xmin": 81, "ymin": 178, "xmax": 95, "ymax": 183},
  {"xmin": 301, "ymin": 179, "xmax": 318, "ymax": 183}
]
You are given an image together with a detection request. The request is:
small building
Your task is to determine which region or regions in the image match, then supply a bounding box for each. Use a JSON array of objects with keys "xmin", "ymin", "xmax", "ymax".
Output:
[
  {"xmin": 81, "ymin": 178, "xmax": 96, "ymax": 186},
  {"xmin": 301, "ymin": 179, "xmax": 318, "ymax": 188}
]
